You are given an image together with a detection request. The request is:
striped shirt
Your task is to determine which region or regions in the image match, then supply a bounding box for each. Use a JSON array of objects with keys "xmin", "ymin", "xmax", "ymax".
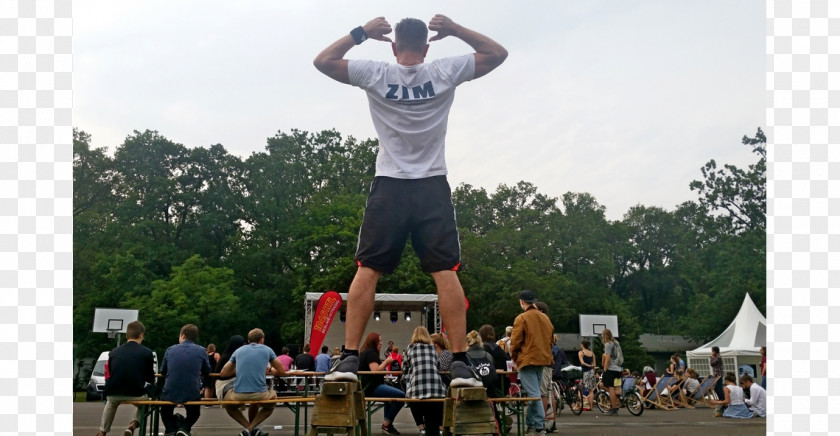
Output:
[{"xmin": 404, "ymin": 343, "xmax": 446, "ymax": 399}]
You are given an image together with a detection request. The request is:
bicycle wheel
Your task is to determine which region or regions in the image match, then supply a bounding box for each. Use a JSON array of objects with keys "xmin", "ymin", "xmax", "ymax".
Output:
[
  {"xmin": 569, "ymin": 386, "xmax": 584, "ymax": 415},
  {"xmin": 625, "ymin": 391, "xmax": 644, "ymax": 416},
  {"xmin": 595, "ymin": 390, "xmax": 612, "ymax": 414},
  {"xmin": 552, "ymin": 382, "xmax": 563, "ymax": 416}
]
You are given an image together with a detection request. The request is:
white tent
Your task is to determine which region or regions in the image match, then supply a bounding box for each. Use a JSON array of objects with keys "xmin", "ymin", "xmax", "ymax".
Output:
[{"xmin": 686, "ymin": 293, "xmax": 766, "ymax": 382}]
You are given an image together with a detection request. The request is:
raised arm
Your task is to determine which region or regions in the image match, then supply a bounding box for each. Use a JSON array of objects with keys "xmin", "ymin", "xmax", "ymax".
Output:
[
  {"xmin": 428, "ymin": 14, "xmax": 508, "ymax": 79},
  {"xmin": 313, "ymin": 17, "xmax": 393, "ymax": 84}
]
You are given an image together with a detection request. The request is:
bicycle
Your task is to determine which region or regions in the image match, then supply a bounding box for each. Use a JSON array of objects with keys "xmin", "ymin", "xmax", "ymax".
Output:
[
  {"xmin": 551, "ymin": 376, "xmax": 584, "ymax": 416},
  {"xmin": 593, "ymin": 382, "xmax": 644, "ymax": 416}
]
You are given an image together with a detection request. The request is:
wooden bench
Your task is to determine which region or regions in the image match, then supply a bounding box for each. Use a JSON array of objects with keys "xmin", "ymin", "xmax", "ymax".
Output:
[
  {"xmin": 125, "ymin": 396, "xmax": 316, "ymax": 436},
  {"xmin": 362, "ymin": 395, "xmax": 539, "ymax": 436}
]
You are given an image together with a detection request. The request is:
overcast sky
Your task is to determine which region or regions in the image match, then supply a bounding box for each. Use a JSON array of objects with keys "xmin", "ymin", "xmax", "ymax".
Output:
[{"xmin": 73, "ymin": 0, "xmax": 765, "ymax": 221}]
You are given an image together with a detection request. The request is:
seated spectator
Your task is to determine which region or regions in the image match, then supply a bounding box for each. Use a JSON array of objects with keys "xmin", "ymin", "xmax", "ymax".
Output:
[
  {"xmin": 96, "ymin": 321, "xmax": 155, "ymax": 436},
  {"xmin": 219, "ymin": 328, "xmax": 287, "ymax": 436},
  {"xmin": 159, "ymin": 324, "xmax": 212, "ymax": 436},
  {"xmin": 278, "ymin": 347, "xmax": 293, "ymax": 372},
  {"xmin": 315, "ymin": 345, "xmax": 332, "ymax": 373},
  {"xmin": 740, "ymin": 374, "xmax": 766, "ymax": 418},
  {"xmin": 294, "ymin": 343, "xmax": 316, "ymax": 371},
  {"xmin": 638, "ymin": 366, "xmax": 657, "ymax": 398},
  {"xmin": 358, "ymin": 332, "xmax": 405, "ymax": 435},
  {"xmin": 709, "ymin": 372, "xmax": 754, "ymax": 418}
]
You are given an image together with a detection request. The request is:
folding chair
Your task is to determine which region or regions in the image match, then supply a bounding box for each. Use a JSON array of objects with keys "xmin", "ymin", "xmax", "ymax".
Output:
[
  {"xmin": 621, "ymin": 377, "xmax": 637, "ymax": 396},
  {"xmin": 667, "ymin": 377, "xmax": 694, "ymax": 409},
  {"xmin": 688, "ymin": 376, "xmax": 719, "ymax": 408},
  {"xmin": 641, "ymin": 376, "xmax": 677, "ymax": 410}
]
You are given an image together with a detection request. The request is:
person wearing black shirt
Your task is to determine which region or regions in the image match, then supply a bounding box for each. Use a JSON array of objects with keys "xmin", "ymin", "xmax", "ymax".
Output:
[
  {"xmin": 97, "ymin": 321, "xmax": 155, "ymax": 436},
  {"xmin": 294, "ymin": 343, "xmax": 316, "ymax": 371}
]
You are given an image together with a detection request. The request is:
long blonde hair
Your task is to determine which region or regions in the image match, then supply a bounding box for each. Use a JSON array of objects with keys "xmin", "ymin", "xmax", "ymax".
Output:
[{"xmin": 411, "ymin": 326, "xmax": 433, "ymax": 344}]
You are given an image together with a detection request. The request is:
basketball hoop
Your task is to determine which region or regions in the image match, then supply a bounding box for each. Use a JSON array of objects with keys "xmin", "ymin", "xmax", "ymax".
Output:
[{"xmin": 107, "ymin": 329, "xmax": 118, "ymax": 339}]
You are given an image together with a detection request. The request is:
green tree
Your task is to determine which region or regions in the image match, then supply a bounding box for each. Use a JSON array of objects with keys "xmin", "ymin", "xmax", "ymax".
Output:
[{"xmin": 124, "ymin": 255, "xmax": 240, "ymax": 353}]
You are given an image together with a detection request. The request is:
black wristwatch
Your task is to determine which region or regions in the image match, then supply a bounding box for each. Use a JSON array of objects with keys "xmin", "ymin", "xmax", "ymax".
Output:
[{"xmin": 350, "ymin": 26, "xmax": 368, "ymax": 45}]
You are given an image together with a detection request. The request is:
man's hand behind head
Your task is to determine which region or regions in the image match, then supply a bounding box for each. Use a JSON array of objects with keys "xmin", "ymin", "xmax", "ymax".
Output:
[
  {"xmin": 428, "ymin": 14, "xmax": 460, "ymax": 42},
  {"xmin": 363, "ymin": 17, "xmax": 393, "ymax": 42}
]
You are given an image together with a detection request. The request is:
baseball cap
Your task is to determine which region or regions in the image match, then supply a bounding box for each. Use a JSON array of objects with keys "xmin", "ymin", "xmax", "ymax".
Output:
[{"xmin": 519, "ymin": 290, "xmax": 537, "ymax": 303}]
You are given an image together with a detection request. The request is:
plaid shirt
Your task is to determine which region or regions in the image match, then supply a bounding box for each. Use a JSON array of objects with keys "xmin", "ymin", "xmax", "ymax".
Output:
[
  {"xmin": 710, "ymin": 354, "xmax": 723, "ymax": 378},
  {"xmin": 404, "ymin": 343, "xmax": 446, "ymax": 399}
]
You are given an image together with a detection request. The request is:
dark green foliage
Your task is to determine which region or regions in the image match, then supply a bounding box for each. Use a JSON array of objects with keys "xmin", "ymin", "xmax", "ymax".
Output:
[{"xmin": 73, "ymin": 127, "xmax": 765, "ymax": 371}]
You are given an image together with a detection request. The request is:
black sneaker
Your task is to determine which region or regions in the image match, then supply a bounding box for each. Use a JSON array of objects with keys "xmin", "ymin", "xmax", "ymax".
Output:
[
  {"xmin": 449, "ymin": 361, "xmax": 483, "ymax": 388},
  {"xmin": 325, "ymin": 354, "xmax": 359, "ymax": 382},
  {"xmin": 175, "ymin": 430, "xmax": 190, "ymax": 436},
  {"xmin": 239, "ymin": 430, "xmax": 250, "ymax": 436},
  {"xmin": 381, "ymin": 424, "xmax": 400, "ymax": 435},
  {"xmin": 606, "ymin": 409, "xmax": 618, "ymax": 415}
]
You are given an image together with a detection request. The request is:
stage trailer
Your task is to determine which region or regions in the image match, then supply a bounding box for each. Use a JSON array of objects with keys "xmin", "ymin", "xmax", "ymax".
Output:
[{"xmin": 304, "ymin": 293, "xmax": 440, "ymax": 352}]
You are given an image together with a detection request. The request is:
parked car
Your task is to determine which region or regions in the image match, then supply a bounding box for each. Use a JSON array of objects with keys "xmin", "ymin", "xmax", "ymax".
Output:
[{"xmin": 86, "ymin": 350, "xmax": 158, "ymax": 401}]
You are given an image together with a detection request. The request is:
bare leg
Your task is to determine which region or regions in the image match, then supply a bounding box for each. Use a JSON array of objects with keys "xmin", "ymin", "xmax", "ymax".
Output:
[
  {"xmin": 248, "ymin": 406, "xmax": 275, "ymax": 431},
  {"xmin": 223, "ymin": 407, "xmax": 251, "ymax": 428},
  {"xmin": 345, "ymin": 267, "xmax": 382, "ymax": 351},
  {"xmin": 431, "ymin": 270, "xmax": 467, "ymax": 353},
  {"xmin": 248, "ymin": 404, "xmax": 259, "ymax": 422}
]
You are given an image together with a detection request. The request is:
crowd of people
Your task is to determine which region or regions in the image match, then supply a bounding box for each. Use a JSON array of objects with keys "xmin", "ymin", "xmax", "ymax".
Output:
[{"xmin": 94, "ymin": 295, "xmax": 766, "ymax": 436}]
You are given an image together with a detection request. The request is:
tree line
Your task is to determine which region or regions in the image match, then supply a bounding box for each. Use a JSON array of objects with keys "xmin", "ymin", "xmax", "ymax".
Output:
[{"xmin": 73, "ymin": 127, "xmax": 766, "ymax": 372}]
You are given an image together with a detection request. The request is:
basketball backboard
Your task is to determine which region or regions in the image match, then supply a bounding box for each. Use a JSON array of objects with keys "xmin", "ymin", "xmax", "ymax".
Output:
[
  {"xmin": 93, "ymin": 308, "xmax": 138, "ymax": 333},
  {"xmin": 578, "ymin": 314, "xmax": 619, "ymax": 337}
]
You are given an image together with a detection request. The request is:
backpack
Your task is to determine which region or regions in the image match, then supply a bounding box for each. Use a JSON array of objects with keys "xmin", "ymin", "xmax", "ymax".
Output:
[
  {"xmin": 551, "ymin": 345, "xmax": 569, "ymax": 379},
  {"xmin": 610, "ymin": 340, "xmax": 624, "ymax": 367},
  {"xmin": 389, "ymin": 359, "xmax": 401, "ymax": 372},
  {"xmin": 467, "ymin": 350, "xmax": 499, "ymax": 393}
]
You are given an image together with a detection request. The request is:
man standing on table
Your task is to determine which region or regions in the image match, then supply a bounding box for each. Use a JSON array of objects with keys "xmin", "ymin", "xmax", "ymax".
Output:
[
  {"xmin": 314, "ymin": 14, "xmax": 507, "ymax": 385},
  {"xmin": 219, "ymin": 328, "xmax": 287, "ymax": 436},
  {"xmin": 159, "ymin": 324, "xmax": 212, "ymax": 436}
]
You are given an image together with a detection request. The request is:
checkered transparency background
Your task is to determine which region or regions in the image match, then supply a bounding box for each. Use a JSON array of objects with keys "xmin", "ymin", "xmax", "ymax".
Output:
[{"xmin": 0, "ymin": 0, "xmax": 834, "ymax": 434}]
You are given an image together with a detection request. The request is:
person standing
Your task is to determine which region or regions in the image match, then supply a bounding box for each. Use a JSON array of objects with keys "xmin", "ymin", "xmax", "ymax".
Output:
[
  {"xmin": 158, "ymin": 324, "xmax": 212, "ymax": 436},
  {"xmin": 497, "ymin": 326, "xmax": 513, "ymax": 359},
  {"xmin": 96, "ymin": 321, "xmax": 155, "ymax": 436},
  {"xmin": 219, "ymin": 328, "xmax": 287, "ymax": 436},
  {"xmin": 510, "ymin": 290, "xmax": 554, "ymax": 433},
  {"xmin": 600, "ymin": 328, "xmax": 624, "ymax": 416},
  {"xmin": 578, "ymin": 340, "xmax": 597, "ymax": 411},
  {"xmin": 759, "ymin": 346, "xmax": 766, "ymax": 390},
  {"xmin": 313, "ymin": 14, "xmax": 507, "ymax": 386},
  {"xmin": 709, "ymin": 346, "xmax": 725, "ymax": 417},
  {"xmin": 315, "ymin": 346, "xmax": 332, "ymax": 374}
]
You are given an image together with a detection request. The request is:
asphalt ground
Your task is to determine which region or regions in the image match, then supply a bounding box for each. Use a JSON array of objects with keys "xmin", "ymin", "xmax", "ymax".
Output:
[{"xmin": 75, "ymin": 400, "xmax": 766, "ymax": 436}]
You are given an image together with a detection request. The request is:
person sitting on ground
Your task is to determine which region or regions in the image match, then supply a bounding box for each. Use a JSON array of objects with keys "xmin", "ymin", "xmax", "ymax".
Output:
[
  {"xmin": 294, "ymin": 343, "xmax": 316, "ymax": 371},
  {"xmin": 709, "ymin": 372, "xmax": 754, "ymax": 418},
  {"xmin": 403, "ymin": 327, "xmax": 446, "ymax": 436},
  {"xmin": 358, "ymin": 332, "xmax": 405, "ymax": 435},
  {"xmin": 96, "ymin": 320, "xmax": 155, "ymax": 436},
  {"xmin": 158, "ymin": 324, "xmax": 213, "ymax": 436},
  {"xmin": 218, "ymin": 328, "xmax": 287, "ymax": 436},
  {"xmin": 315, "ymin": 345, "xmax": 332, "ymax": 374},
  {"xmin": 740, "ymin": 374, "xmax": 766, "ymax": 418}
]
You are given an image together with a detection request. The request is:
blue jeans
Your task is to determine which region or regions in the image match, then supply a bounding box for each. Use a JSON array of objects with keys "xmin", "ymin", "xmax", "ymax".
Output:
[
  {"xmin": 518, "ymin": 365, "xmax": 545, "ymax": 430},
  {"xmin": 371, "ymin": 383, "xmax": 405, "ymax": 423}
]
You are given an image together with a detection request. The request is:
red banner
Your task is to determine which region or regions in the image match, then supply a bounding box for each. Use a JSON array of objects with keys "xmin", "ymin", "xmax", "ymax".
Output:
[{"xmin": 309, "ymin": 291, "xmax": 343, "ymax": 356}]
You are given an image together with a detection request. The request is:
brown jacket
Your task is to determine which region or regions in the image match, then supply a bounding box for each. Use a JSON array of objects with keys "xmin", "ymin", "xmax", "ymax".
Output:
[{"xmin": 510, "ymin": 306, "xmax": 554, "ymax": 369}]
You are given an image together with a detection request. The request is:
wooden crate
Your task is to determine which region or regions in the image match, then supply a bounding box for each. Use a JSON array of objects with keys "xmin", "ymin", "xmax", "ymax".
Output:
[{"xmin": 310, "ymin": 381, "xmax": 367, "ymax": 436}]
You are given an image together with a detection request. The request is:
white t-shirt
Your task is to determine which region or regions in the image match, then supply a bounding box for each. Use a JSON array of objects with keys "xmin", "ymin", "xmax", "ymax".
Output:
[
  {"xmin": 348, "ymin": 55, "xmax": 475, "ymax": 179},
  {"xmin": 745, "ymin": 383, "xmax": 766, "ymax": 417}
]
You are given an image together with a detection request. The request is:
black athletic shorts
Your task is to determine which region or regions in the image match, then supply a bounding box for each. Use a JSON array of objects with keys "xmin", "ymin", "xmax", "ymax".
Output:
[
  {"xmin": 602, "ymin": 370, "xmax": 622, "ymax": 388},
  {"xmin": 355, "ymin": 176, "xmax": 461, "ymax": 274}
]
